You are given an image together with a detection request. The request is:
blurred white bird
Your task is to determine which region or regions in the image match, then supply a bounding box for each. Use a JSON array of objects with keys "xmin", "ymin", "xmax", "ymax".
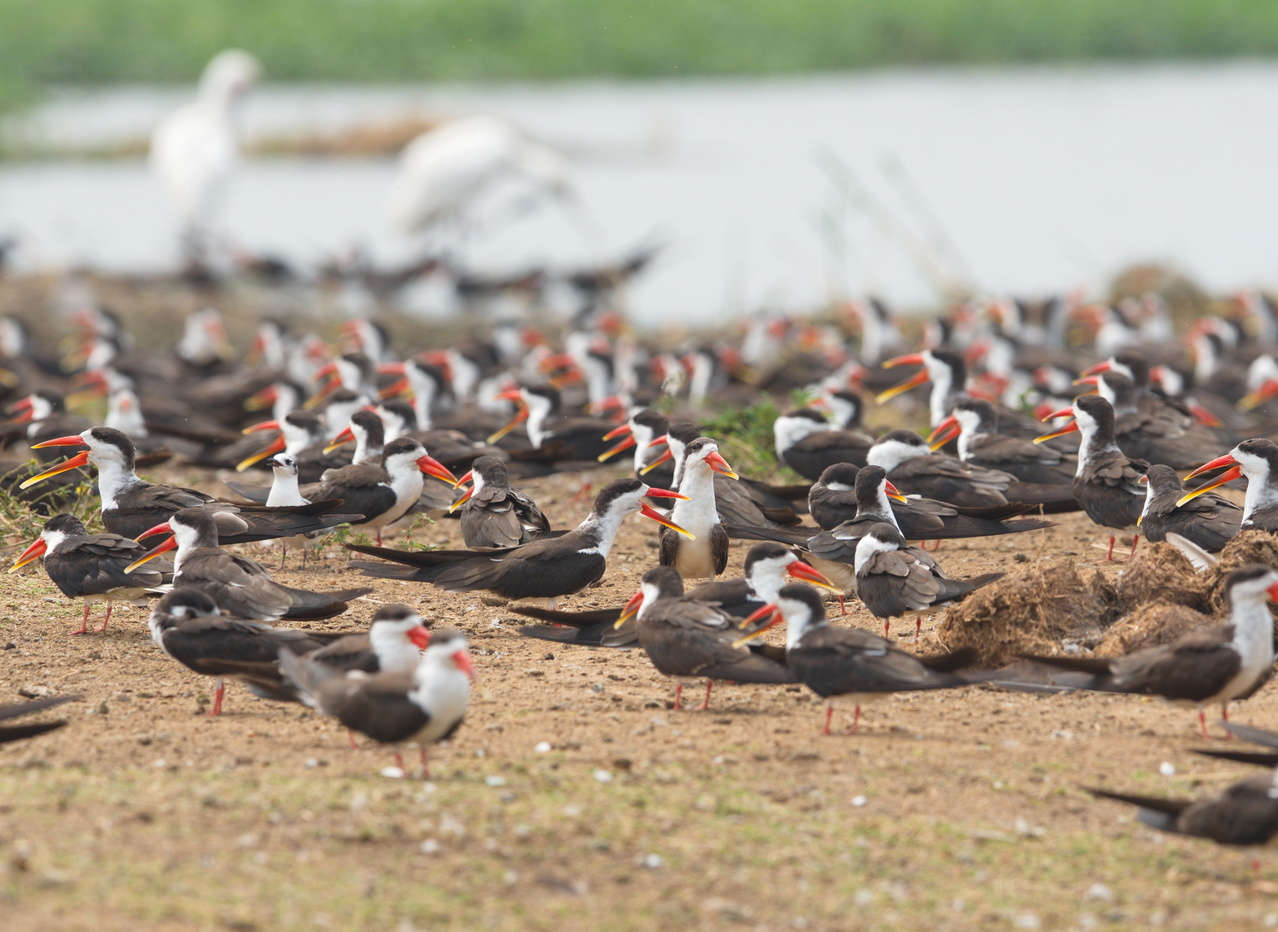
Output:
[
  {"xmin": 150, "ymin": 49, "xmax": 261, "ymax": 257},
  {"xmin": 387, "ymin": 114, "xmax": 576, "ymax": 236}
]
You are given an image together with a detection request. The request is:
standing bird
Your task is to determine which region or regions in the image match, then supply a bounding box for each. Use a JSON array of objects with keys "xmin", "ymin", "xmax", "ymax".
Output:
[
  {"xmin": 347, "ymin": 479, "xmax": 690, "ymax": 604},
  {"xmin": 10, "ymin": 513, "xmax": 165, "ymax": 635},
  {"xmin": 1180, "ymin": 439, "xmax": 1278, "ymax": 533},
  {"xmin": 621, "ymin": 566, "xmax": 795, "ymax": 711},
  {"xmin": 1034, "ymin": 395, "xmax": 1147, "ymax": 561},
  {"xmin": 660, "ymin": 437, "xmax": 738, "ymax": 579},
  {"xmin": 772, "ymin": 408, "xmax": 872, "ymax": 480},
  {"xmin": 449, "ymin": 455, "xmax": 550, "ymax": 548},
  {"xmin": 149, "ymin": 49, "xmax": 260, "ymax": 257},
  {"xmin": 148, "ymin": 590, "xmax": 429, "ymax": 717},
  {"xmin": 1138, "ymin": 464, "xmax": 1240, "ymax": 553},
  {"xmin": 280, "ymin": 629, "xmax": 473, "ymax": 777},
  {"xmin": 21, "ymin": 428, "xmax": 353, "ymax": 543},
  {"xmin": 854, "ymin": 523, "xmax": 1002, "ymax": 638},
  {"xmin": 513, "ymin": 541, "xmax": 839, "ymax": 647},
  {"xmin": 734, "ymin": 584, "xmax": 985, "ymax": 734},
  {"xmin": 128, "ymin": 508, "xmax": 370, "ymax": 621},
  {"xmin": 1019, "ymin": 565, "xmax": 1278, "ymax": 737},
  {"xmin": 1085, "ymin": 774, "xmax": 1278, "ymax": 858}
]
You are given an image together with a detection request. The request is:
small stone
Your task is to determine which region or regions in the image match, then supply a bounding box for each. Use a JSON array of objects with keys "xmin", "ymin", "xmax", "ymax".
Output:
[
  {"xmin": 380, "ymin": 766, "xmax": 405, "ymax": 779},
  {"xmin": 1159, "ymin": 761, "xmax": 1175, "ymax": 777},
  {"xmin": 641, "ymin": 853, "xmax": 662, "ymax": 869},
  {"xmin": 593, "ymin": 769, "xmax": 613, "ymax": 783},
  {"xmin": 1085, "ymin": 883, "xmax": 1113, "ymax": 902},
  {"xmin": 419, "ymin": 839, "xmax": 441, "ymax": 854},
  {"xmin": 485, "ymin": 775, "xmax": 507, "ymax": 787},
  {"xmin": 1013, "ymin": 913, "xmax": 1041, "ymax": 930},
  {"xmin": 851, "ymin": 795, "xmax": 867, "ymax": 807},
  {"xmin": 534, "ymin": 741, "xmax": 551, "ymax": 753}
]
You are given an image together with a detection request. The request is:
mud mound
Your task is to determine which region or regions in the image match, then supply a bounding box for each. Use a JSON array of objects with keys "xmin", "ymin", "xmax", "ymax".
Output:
[
  {"xmin": 1205, "ymin": 531, "xmax": 1278, "ymax": 612},
  {"xmin": 936, "ymin": 561, "xmax": 1119, "ymax": 665},
  {"xmin": 1114, "ymin": 543, "xmax": 1209, "ymax": 614},
  {"xmin": 1093, "ymin": 602, "xmax": 1215, "ymax": 657}
]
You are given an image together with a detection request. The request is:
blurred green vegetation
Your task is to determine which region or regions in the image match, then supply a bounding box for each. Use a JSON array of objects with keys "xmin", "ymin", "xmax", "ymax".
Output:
[{"xmin": 4, "ymin": 0, "xmax": 1278, "ymax": 111}]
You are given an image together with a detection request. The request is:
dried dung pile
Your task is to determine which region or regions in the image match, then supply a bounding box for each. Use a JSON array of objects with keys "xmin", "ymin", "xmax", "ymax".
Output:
[
  {"xmin": 1114, "ymin": 543, "xmax": 1210, "ymax": 614},
  {"xmin": 1093, "ymin": 602, "xmax": 1215, "ymax": 657},
  {"xmin": 1204, "ymin": 531, "xmax": 1278, "ymax": 612},
  {"xmin": 936, "ymin": 560, "xmax": 1119, "ymax": 665}
]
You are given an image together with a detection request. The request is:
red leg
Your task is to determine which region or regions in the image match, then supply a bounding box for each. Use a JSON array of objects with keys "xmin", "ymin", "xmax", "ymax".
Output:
[
  {"xmin": 208, "ymin": 679, "xmax": 225, "ymax": 716},
  {"xmin": 847, "ymin": 704, "xmax": 861, "ymax": 735},
  {"xmin": 838, "ymin": 595, "xmax": 847, "ymax": 616},
  {"xmin": 1106, "ymin": 536, "xmax": 1116, "ymax": 562},
  {"xmin": 821, "ymin": 704, "xmax": 834, "ymax": 735},
  {"xmin": 394, "ymin": 751, "xmax": 405, "ymax": 771},
  {"xmin": 1253, "ymin": 858, "xmax": 1261, "ymax": 879},
  {"xmin": 1128, "ymin": 536, "xmax": 1139, "ymax": 560},
  {"xmin": 698, "ymin": 680, "xmax": 713, "ymax": 711},
  {"xmin": 673, "ymin": 683, "xmax": 683, "ymax": 711},
  {"xmin": 419, "ymin": 747, "xmax": 431, "ymax": 779},
  {"xmin": 915, "ymin": 616, "xmax": 921, "ymax": 641},
  {"xmin": 95, "ymin": 603, "xmax": 113, "ymax": 633},
  {"xmin": 279, "ymin": 545, "xmax": 287, "ymax": 571},
  {"xmin": 348, "ymin": 729, "xmax": 359, "ymax": 749},
  {"xmin": 1198, "ymin": 708, "xmax": 1208, "ymax": 739},
  {"xmin": 71, "ymin": 604, "xmax": 90, "ymax": 636},
  {"xmin": 375, "ymin": 531, "xmax": 383, "ymax": 547},
  {"xmin": 933, "ymin": 540, "xmax": 942, "ymax": 552},
  {"xmin": 1222, "ymin": 704, "xmax": 1232, "ymax": 739},
  {"xmin": 883, "ymin": 619, "xmax": 890, "ymax": 638}
]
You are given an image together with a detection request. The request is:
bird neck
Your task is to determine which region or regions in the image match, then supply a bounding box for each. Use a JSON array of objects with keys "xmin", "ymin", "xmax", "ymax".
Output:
[
  {"xmin": 370, "ymin": 629, "xmax": 423, "ymax": 674},
  {"xmin": 1242, "ymin": 470, "xmax": 1278, "ymax": 524},
  {"xmin": 96, "ymin": 458, "xmax": 139, "ymax": 510},
  {"xmin": 671, "ymin": 463, "xmax": 719, "ymax": 534},
  {"xmin": 577, "ymin": 504, "xmax": 628, "ymax": 557},
  {"xmin": 1230, "ymin": 594, "xmax": 1275, "ymax": 669},
  {"xmin": 266, "ymin": 471, "xmax": 305, "ymax": 507},
  {"xmin": 410, "ymin": 657, "xmax": 471, "ymax": 719}
]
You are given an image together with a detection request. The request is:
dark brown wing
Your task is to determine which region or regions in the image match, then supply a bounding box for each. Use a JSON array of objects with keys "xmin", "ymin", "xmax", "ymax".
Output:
[
  {"xmin": 175, "ymin": 549, "xmax": 292, "ymax": 620},
  {"xmin": 790, "ymin": 626, "xmax": 967, "ymax": 697},
  {"xmin": 316, "ymin": 672, "xmax": 431, "ymax": 744},
  {"xmin": 44, "ymin": 535, "xmax": 164, "ymax": 596},
  {"xmin": 1111, "ymin": 628, "xmax": 1242, "ymax": 702},
  {"xmin": 637, "ymin": 601, "xmax": 794, "ymax": 684}
]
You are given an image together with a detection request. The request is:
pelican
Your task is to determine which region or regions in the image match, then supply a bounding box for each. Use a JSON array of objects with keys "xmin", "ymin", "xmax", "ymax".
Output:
[
  {"xmin": 149, "ymin": 49, "xmax": 261, "ymax": 256},
  {"xmin": 386, "ymin": 114, "xmax": 574, "ymax": 236}
]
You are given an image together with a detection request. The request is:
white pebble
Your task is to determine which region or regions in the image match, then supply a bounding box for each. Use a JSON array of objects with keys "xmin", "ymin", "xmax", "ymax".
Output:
[
  {"xmin": 594, "ymin": 769, "xmax": 613, "ymax": 783},
  {"xmin": 419, "ymin": 839, "xmax": 441, "ymax": 854},
  {"xmin": 380, "ymin": 766, "xmax": 405, "ymax": 779},
  {"xmin": 642, "ymin": 853, "xmax": 663, "ymax": 869},
  {"xmin": 1085, "ymin": 883, "xmax": 1113, "ymax": 902},
  {"xmin": 535, "ymin": 741, "xmax": 551, "ymax": 753},
  {"xmin": 485, "ymin": 775, "xmax": 507, "ymax": 787},
  {"xmin": 851, "ymin": 795, "xmax": 867, "ymax": 807},
  {"xmin": 1159, "ymin": 761, "xmax": 1175, "ymax": 777}
]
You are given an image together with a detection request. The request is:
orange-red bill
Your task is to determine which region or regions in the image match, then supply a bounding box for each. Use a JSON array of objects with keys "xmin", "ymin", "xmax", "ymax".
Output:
[
  {"xmin": 9, "ymin": 537, "xmax": 47, "ymax": 572},
  {"xmin": 18, "ymin": 450, "xmax": 90, "ymax": 489}
]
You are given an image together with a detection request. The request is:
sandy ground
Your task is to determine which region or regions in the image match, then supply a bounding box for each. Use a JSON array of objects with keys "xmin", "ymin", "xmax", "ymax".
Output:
[{"xmin": 2, "ymin": 466, "xmax": 1277, "ymax": 930}]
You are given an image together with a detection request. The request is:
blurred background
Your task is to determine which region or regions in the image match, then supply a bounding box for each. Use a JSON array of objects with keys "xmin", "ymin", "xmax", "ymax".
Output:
[{"xmin": 0, "ymin": 0, "xmax": 1275, "ymax": 321}]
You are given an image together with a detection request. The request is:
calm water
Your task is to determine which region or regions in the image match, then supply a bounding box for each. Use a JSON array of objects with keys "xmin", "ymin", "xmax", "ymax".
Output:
[{"xmin": 2, "ymin": 64, "xmax": 1276, "ymax": 321}]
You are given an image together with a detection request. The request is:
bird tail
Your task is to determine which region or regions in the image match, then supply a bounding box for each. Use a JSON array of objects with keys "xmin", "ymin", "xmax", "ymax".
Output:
[
  {"xmin": 277, "ymin": 650, "xmax": 339, "ymax": 710},
  {"xmin": 722, "ymin": 524, "xmax": 811, "ymax": 547},
  {"xmin": 1193, "ymin": 748, "xmax": 1278, "ymax": 768},
  {"xmin": 1083, "ymin": 787, "xmax": 1188, "ymax": 831},
  {"xmin": 1222, "ymin": 721, "xmax": 1278, "ymax": 749},
  {"xmin": 277, "ymin": 586, "xmax": 372, "ymax": 621}
]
